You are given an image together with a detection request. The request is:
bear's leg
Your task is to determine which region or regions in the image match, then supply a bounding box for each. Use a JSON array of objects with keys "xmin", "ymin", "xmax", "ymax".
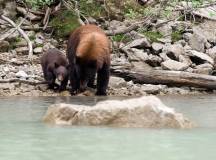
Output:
[
  {"xmin": 87, "ymin": 68, "xmax": 96, "ymax": 89},
  {"xmin": 69, "ymin": 64, "xmax": 80, "ymax": 95},
  {"xmin": 45, "ymin": 70, "xmax": 56, "ymax": 90},
  {"xmin": 80, "ymin": 66, "xmax": 97, "ymax": 91},
  {"xmin": 59, "ymin": 75, "xmax": 68, "ymax": 92},
  {"xmin": 96, "ymin": 63, "xmax": 110, "ymax": 96}
]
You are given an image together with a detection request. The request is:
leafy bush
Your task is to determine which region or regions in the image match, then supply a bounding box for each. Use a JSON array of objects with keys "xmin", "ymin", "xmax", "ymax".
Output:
[
  {"xmin": 25, "ymin": 0, "xmax": 55, "ymax": 9},
  {"xmin": 49, "ymin": 10, "xmax": 80, "ymax": 37}
]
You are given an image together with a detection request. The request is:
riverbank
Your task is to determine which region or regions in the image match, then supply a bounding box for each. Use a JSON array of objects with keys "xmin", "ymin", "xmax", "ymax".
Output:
[{"xmin": 1, "ymin": 0, "xmax": 216, "ymax": 96}]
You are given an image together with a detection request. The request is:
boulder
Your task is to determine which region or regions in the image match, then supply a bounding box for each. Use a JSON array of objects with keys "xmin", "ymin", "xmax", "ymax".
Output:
[
  {"xmin": 43, "ymin": 96, "xmax": 194, "ymax": 129},
  {"xmin": 206, "ymin": 46, "xmax": 216, "ymax": 59},
  {"xmin": 33, "ymin": 47, "xmax": 43, "ymax": 54},
  {"xmin": 188, "ymin": 28, "xmax": 207, "ymax": 52},
  {"xmin": 128, "ymin": 48, "xmax": 148, "ymax": 61},
  {"xmin": 126, "ymin": 38, "xmax": 151, "ymax": 49},
  {"xmin": 145, "ymin": 54, "xmax": 162, "ymax": 67},
  {"xmin": 152, "ymin": 42, "xmax": 164, "ymax": 54},
  {"xmin": 187, "ymin": 50, "xmax": 214, "ymax": 65},
  {"xmin": 166, "ymin": 44, "xmax": 185, "ymax": 60},
  {"xmin": 161, "ymin": 59, "xmax": 189, "ymax": 71}
]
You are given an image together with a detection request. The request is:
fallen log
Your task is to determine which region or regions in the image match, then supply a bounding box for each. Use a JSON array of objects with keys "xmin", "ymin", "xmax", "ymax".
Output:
[{"xmin": 111, "ymin": 68, "xmax": 216, "ymax": 90}]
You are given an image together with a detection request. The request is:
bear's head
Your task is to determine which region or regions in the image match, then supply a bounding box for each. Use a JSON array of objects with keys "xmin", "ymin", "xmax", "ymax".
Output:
[{"xmin": 54, "ymin": 63, "xmax": 69, "ymax": 85}]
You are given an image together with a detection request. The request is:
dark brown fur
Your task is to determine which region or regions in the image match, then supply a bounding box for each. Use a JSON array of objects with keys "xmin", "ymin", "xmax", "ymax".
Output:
[
  {"xmin": 67, "ymin": 24, "xmax": 110, "ymax": 95},
  {"xmin": 41, "ymin": 48, "xmax": 69, "ymax": 91}
]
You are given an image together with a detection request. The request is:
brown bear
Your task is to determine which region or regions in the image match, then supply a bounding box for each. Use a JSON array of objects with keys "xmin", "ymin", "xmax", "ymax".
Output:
[
  {"xmin": 41, "ymin": 48, "xmax": 69, "ymax": 91},
  {"xmin": 67, "ymin": 24, "xmax": 110, "ymax": 96}
]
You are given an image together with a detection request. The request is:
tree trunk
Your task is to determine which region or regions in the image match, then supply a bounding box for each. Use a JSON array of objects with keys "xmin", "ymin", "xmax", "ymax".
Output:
[{"xmin": 111, "ymin": 68, "xmax": 216, "ymax": 90}]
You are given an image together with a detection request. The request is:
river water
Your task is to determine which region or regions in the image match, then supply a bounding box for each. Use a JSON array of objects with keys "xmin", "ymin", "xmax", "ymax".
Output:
[{"xmin": 0, "ymin": 95, "xmax": 215, "ymax": 160}]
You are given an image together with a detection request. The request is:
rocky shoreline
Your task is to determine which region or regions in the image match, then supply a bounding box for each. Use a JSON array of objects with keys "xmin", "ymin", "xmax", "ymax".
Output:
[{"xmin": 1, "ymin": 1, "xmax": 216, "ymax": 96}]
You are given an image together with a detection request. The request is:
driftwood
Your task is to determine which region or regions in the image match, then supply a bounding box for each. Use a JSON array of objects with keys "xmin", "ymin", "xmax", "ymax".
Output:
[
  {"xmin": 1, "ymin": 15, "xmax": 33, "ymax": 59},
  {"xmin": 105, "ymin": 16, "xmax": 152, "ymax": 36},
  {"xmin": 111, "ymin": 68, "xmax": 216, "ymax": 90}
]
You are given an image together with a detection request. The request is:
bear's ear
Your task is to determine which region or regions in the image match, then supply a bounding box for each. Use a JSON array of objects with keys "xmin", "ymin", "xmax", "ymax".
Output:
[{"xmin": 54, "ymin": 62, "xmax": 59, "ymax": 68}]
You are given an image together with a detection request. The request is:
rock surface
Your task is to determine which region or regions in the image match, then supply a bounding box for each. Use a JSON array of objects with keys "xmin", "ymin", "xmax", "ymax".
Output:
[
  {"xmin": 43, "ymin": 96, "xmax": 194, "ymax": 129},
  {"xmin": 161, "ymin": 59, "xmax": 189, "ymax": 71}
]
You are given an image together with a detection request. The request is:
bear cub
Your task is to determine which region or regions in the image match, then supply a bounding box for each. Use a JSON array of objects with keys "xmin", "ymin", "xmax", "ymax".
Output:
[{"xmin": 41, "ymin": 48, "xmax": 69, "ymax": 91}]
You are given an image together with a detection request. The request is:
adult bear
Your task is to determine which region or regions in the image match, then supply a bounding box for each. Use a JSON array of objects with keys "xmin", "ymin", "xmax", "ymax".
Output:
[
  {"xmin": 67, "ymin": 24, "xmax": 110, "ymax": 96},
  {"xmin": 41, "ymin": 48, "xmax": 69, "ymax": 91}
]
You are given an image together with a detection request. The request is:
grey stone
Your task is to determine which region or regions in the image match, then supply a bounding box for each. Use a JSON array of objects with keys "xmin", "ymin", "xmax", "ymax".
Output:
[
  {"xmin": 43, "ymin": 96, "xmax": 194, "ymax": 129},
  {"xmin": 0, "ymin": 83, "xmax": 15, "ymax": 90},
  {"xmin": 192, "ymin": 68, "xmax": 212, "ymax": 75},
  {"xmin": 187, "ymin": 50, "xmax": 214, "ymax": 65},
  {"xmin": 145, "ymin": 54, "xmax": 162, "ymax": 67},
  {"xmin": 35, "ymin": 38, "xmax": 43, "ymax": 45},
  {"xmin": 141, "ymin": 84, "xmax": 167, "ymax": 94},
  {"xmin": 0, "ymin": 40, "xmax": 9, "ymax": 52},
  {"xmin": 206, "ymin": 46, "xmax": 216, "ymax": 59},
  {"xmin": 179, "ymin": 55, "xmax": 192, "ymax": 66},
  {"xmin": 183, "ymin": 32, "xmax": 192, "ymax": 42},
  {"xmin": 166, "ymin": 44, "xmax": 185, "ymax": 60},
  {"xmin": 15, "ymin": 47, "xmax": 29, "ymax": 54},
  {"xmin": 188, "ymin": 28, "xmax": 207, "ymax": 52},
  {"xmin": 128, "ymin": 48, "xmax": 148, "ymax": 61},
  {"xmin": 109, "ymin": 76, "xmax": 127, "ymax": 88},
  {"xmin": 152, "ymin": 42, "xmax": 164, "ymax": 54},
  {"xmin": 161, "ymin": 59, "xmax": 189, "ymax": 71},
  {"xmin": 33, "ymin": 47, "xmax": 43, "ymax": 54},
  {"xmin": 126, "ymin": 38, "xmax": 151, "ymax": 48}
]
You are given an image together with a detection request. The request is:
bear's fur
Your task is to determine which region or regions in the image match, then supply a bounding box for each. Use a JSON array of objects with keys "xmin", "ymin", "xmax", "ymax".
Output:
[
  {"xmin": 67, "ymin": 24, "xmax": 110, "ymax": 95},
  {"xmin": 41, "ymin": 48, "xmax": 69, "ymax": 91}
]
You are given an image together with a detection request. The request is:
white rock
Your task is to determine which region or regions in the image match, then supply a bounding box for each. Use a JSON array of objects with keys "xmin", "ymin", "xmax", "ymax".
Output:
[
  {"xmin": 3, "ymin": 67, "xmax": 9, "ymax": 73},
  {"xmin": 33, "ymin": 47, "xmax": 43, "ymax": 54},
  {"xmin": 43, "ymin": 96, "xmax": 194, "ymax": 129},
  {"xmin": 15, "ymin": 70, "xmax": 28, "ymax": 79}
]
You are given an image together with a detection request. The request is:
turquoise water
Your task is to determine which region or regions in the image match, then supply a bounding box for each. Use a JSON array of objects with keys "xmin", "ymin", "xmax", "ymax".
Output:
[{"xmin": 0, "ymin": 96, "xmax": 216, "ymax": 160}]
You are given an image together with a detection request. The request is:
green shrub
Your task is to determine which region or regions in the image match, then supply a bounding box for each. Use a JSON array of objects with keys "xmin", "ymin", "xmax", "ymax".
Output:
[
  {"xmin": 112, "ymin": 34, "xmax": 132, "ymax": 43},
  {"xmin": 139, "ymin": 30, "xmax": 163, "ymax": 42},
  {"xmin": 25, "ymin": 0, "xmax": 55, "ymax": 9},
  {"xmin": 49, "ymin": 10, "xmax": 80, "ymax": 38}
]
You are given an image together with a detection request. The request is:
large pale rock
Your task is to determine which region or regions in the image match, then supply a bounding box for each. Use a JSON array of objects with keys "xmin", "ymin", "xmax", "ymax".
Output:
[
  {"xmin": 188, "ymin": 28, "xmax": 207, "ymax": 52},
  {"xmin": 161, "ymin": 59, "xmax": 189, "ymax": 71},
  {"xmin": 43, "ymin": 96, "xmax": 194, "ymax": 129}
]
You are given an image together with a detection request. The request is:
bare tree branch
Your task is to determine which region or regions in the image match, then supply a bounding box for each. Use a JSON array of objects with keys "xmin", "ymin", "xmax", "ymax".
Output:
[{"xmin": 1, "ymin": 15, "xmax": 33, "ymax": 59}]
